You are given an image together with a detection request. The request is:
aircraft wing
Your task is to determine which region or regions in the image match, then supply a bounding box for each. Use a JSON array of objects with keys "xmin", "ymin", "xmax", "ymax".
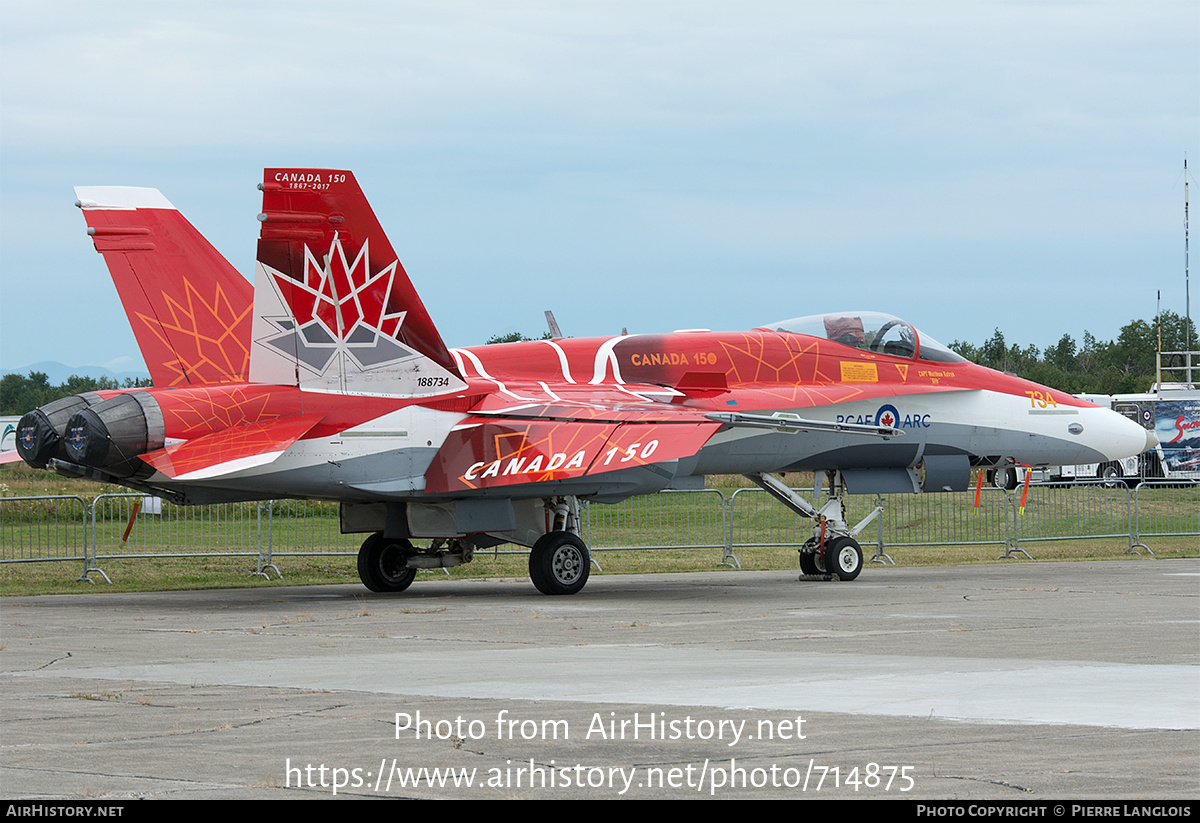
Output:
[
  {"xmin": 421, "ymin": 379, "xmax": 934, "ymax": 494},
  {"xmin": 422, "ymin": 380, "xmax": 718, "ymax": 493},
  {"xmin": 424, "ymin": 414, "xmax": 720, "ymax": 494}
]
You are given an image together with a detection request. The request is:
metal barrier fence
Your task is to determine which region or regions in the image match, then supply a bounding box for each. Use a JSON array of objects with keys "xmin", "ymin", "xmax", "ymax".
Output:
[
  {"xmin": 1, "ymin": 479, "xmax": 1196, "ymax": 580},
  {"xmin": 583, "ymin": 487, "xmax": 728, "ymax": 555},
  {"xmin": 0, "ymin": 495, "xmax": 89, "ymax": 574},
  {"xmin": 1132, "ymin": 481, "xmax": 1200, "ymax": 544},
  {"xmin": 91, "ymin": 493, "xmax": 262, "ymax": 561},
  {"xmin": 580, "ymin": 487, "xmax": 732, "ymax": 571}
]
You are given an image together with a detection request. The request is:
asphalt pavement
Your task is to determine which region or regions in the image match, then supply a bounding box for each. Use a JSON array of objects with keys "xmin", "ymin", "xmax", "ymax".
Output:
[{"xmin": 2, "ymin": 557, "xmax": 1197, "ymax": 799}]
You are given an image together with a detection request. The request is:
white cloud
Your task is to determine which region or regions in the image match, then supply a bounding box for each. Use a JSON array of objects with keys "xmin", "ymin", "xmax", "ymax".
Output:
[{"xmin": 1, "ymin": 0, "xmax": 1196, "ymax": 366}]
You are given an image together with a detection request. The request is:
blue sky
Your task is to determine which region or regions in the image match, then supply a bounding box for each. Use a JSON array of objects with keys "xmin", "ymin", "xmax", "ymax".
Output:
[{"xmin": 1, "ymin": 0, "xmax": 1196, "ymax": 377}]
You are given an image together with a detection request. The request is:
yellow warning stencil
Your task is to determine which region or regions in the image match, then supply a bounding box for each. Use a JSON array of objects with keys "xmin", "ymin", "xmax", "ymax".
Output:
[{"xmin": 840, "ymin": 361, "xmax": 878, "ymax": 383}]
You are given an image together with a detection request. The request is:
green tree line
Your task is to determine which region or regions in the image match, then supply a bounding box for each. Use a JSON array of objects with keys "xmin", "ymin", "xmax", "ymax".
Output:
[
  {"xmin": 948, "ymin": 311, "xmax": 1198, "ymax": 395},
  {"xmin": 0, "ymin": 372, "xmax": 152, "ymax": 416}
]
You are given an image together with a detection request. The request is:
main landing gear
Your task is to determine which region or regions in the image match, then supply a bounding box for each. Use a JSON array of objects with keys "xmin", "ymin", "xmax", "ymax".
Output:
[
  {"xmin": 744, "ymin": 471, "xmax": 877, "ymax": 581},
  {"xmin": 529, "ymin": 531, "xmax": 590, "ymax": 595},
  {"xmin": 529, "ymin": 496, "xmax": 590, "ymax": 595},
  {"xmin": 356, "ymin": 533, "xmax": 475, "ymax": 593},
  {"xmin": 357, "ymin": 534, "xmax": 418, "ymax": 593},
  {"xmin": 354, "ymin": 496, "xmax": 594, "ymax": 596}
]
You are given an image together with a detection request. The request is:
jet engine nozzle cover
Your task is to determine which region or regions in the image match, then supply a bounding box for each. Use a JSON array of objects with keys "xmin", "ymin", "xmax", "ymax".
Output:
[
  {"xmin": 16, "ymin": 393, "xmax": 104, "ymax": 468},
  {"xmin": 63, "ymin": 392, "xmax": 164, "ymax": 478}
]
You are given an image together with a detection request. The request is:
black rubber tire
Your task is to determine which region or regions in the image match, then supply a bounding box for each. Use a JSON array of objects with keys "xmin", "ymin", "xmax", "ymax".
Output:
[
  {"xmin": 529, "ymin": 531, "xmax": 590, "ymax": 595},
  {"xmin": 993, "ymin": 467, "xmax": 1019, "ymax": 490},
  {"xmin": 357, "ymin": 533, "xmax": 417, "ymax": 593},
  {"xmin": 799, "ymin": 551, "xmax": 820, "ymax": 576},
  {"xmin": 823, "ymin": 536, "xmax": 863, "ymax": 581},
  {"xmin": 1139, "ymin": 452, "xmax": 1164, "ymax": 479},
  {"xmin": 1097, "ymin": 462, "xmax": 1123, "ymax": 487},
  {"xmin": 812, "ymin": 545, "xmax": 829, "ymax": 575}
]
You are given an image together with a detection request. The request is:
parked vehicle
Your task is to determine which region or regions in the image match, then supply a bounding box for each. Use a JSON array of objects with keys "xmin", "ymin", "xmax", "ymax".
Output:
[{"xmin": 1052, "ymin": 351, "xmax": 1200, "ymax": 485}]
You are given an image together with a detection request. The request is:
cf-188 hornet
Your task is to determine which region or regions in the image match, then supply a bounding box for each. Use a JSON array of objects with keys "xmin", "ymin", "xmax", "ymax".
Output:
[{"xmin": 15, "ymin": 169, "xmax": 1155, "ymax": 594}]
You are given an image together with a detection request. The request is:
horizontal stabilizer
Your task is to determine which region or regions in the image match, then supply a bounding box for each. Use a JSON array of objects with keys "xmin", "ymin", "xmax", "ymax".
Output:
[{"xmin": 140, "ymin": 414, "xmax": 324, "ymax": 480}]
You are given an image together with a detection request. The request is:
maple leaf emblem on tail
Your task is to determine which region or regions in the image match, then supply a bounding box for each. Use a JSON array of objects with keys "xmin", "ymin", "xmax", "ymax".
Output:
[
  {"xmin": 258, "ymin": 235, "xmax": 417, "ymax": 374},
  {"xmin": 249, "ymin": 235, "xmax": 465, "ymax": 397}
]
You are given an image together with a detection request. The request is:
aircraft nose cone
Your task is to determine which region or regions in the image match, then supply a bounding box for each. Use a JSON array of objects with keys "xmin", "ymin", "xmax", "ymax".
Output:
[
  {"xmin": 1085, "ymin": 406, "xmax": 1153, "ymax": 462},
  {"xmin": 1145, "ymin": 427, "xmax": 1159, "ymax": 452}
]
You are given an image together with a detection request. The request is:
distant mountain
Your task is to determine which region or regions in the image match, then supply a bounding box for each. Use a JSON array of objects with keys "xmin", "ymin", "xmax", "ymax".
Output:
[{"xmin": 1, "ymin": 361, "xmax": 151, "ymax": 385}]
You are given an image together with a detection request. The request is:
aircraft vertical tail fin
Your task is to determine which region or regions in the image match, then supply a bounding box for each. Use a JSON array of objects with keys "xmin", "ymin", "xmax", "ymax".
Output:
[
  {"xmin": 250, "ymin": 169, "xmax": 465, "ymax": 397},
  {"xmin": 74, "ymin": 187, "xmax": 253, "ymax": 387}
]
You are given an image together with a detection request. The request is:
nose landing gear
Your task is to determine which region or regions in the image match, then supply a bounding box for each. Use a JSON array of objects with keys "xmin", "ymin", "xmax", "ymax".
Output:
[{"xmin": 745, "ymin": 471, "xmax": 877, "ymax": 581}]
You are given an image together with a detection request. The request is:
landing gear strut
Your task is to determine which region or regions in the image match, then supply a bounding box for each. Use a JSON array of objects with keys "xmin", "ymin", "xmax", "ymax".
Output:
[{"xmin": 744, "ymin": 471, "xmax": 876, "ymax": 581}]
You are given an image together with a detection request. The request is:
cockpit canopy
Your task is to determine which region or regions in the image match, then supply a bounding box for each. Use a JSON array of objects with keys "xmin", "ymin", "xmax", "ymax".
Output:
[{"xmin": 763, "ymin": 311, "xmax": 966, "ymax": 364}]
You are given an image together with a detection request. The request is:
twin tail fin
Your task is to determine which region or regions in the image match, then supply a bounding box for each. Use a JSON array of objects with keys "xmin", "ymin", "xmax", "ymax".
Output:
[{"xmin": 250, "ymin": 169, "xmax": 465, "ymax": 397}]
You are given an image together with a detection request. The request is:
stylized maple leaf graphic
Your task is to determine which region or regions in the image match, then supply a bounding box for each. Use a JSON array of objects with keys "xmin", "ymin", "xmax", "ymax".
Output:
[
  {"xmin": 135, "ymin": 280, "xmax": 252, "ymax": 387},
  {"xmin": 261, "ymin": 235, "xmax": 416, "ymax": 374},
  {"xmin": 160, "ymin": 386, "xmax": 279, "ymax": 439}
]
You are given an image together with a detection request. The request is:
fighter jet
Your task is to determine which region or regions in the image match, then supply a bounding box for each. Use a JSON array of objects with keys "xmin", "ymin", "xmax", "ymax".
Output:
[{"xmin": 16, "ymin": 169, "xmax": 1156, "ymax": 594}]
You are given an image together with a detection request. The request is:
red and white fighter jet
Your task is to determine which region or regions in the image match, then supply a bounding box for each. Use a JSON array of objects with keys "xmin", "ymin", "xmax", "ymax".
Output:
[{"xmin": 16, "ymin": 169, "xmax": 1155, "ymax": 594}]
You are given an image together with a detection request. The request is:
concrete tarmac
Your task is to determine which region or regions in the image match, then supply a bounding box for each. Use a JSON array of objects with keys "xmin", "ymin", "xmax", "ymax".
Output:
[{"xmin": 1, "ymin": 558, "xmax": 1197, "ymax": 800}]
